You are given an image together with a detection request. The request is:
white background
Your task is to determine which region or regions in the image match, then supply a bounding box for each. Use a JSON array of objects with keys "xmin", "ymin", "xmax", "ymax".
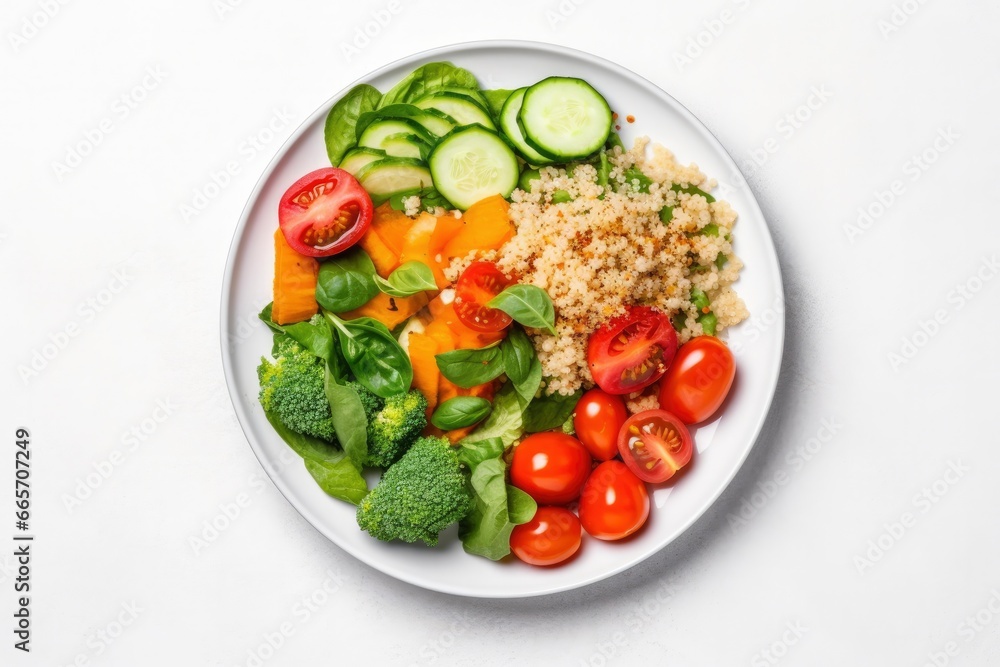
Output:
[{"xmin": 2, "ymin": 0, "xmax": 999, "ymax": 665}]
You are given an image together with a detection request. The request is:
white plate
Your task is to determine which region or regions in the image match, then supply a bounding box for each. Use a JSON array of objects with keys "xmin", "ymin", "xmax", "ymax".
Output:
[{"xmin": 221, "ymin": 40, "xmax": 784, "ymax": 598}]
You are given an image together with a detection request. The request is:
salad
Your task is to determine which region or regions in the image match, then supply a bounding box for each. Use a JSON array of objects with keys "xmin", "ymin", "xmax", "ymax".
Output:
[{"xmin": 256, "ymin": 62, "xmax": 747, "ymax": 565}]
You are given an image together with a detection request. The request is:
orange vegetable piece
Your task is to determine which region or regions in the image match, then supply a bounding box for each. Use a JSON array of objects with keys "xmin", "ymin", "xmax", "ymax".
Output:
[
  {"xmin": 368, "ymin": 203, "xmax": 414, "ymax": 257},
  {"xmin": 340, "ymin": 291, "xmax": 428, "ymax": 331},
  {"xmin": 358, "ymin": 229, "xmax": 401, "ymax": 277},
  {"xmin": 272, "ymin": 229, "xmax": 319, "ymax": 325},
  {"xmin": 441, "ymin": 195, "xmax": 514, "ymax": 260},
  {"xmin": 407, "ymin": 332, "xmax": 440, "ymax": 417}
]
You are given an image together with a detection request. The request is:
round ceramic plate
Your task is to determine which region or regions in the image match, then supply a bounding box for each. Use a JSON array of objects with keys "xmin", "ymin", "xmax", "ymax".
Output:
[{"xmin": 221, "ymin": 40, "xmax": 784, "ymax": 598}]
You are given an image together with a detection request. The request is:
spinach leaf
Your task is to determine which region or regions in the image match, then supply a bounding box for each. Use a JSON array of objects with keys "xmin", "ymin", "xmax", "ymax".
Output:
[
  {"xmin": 462, "ymin": 382, "xmax": 526, "ymax": 447},
  {"xmin": 373, "ymin": 260, "xmax": 437, "ymax": 297},
  {"xmin": 481, "ymin": 89, "xmax": 512, "ymax": 120},
  {"xmin": 324, "ymin": 311, "xmax": 412, "ymax": 398},
  {"xmin": 315, "ymin": 248, "xmax": 379, "ymax": 313},
  {"xmin": 487, "ymin": 285, "xmax": 557, "ymax": 335},
  {"xmin": 606, "ymin": 131, "xmax": 626, "ymax": 152},
  {"xmin": 435, "ymin": 343, "xmax": 505, "ymax": 388},
  {"xmin": 500, "ymin": 326, "xmax": 542, "ymax": 402},
  {"xmin": 380, "ymin": 62, "xmax": 480, "ymax": 107},
  {"xmin": 324, "ymin": 84, "xmax": 382, "ymax": 166},
  {"xmin": 262, "ymin": 406, "xmax": 341, "ymax": 463},
  {"xmin": 431, "ymin": 396, "xmax": 492, "ymax": 430},
  {"xmin": 457, "ymin": 437, "xmax": 505, "ymax": 467},
  {"xmin": 323, "ymin": 365, "xmax": 367, "ymax": 469},
  {"xmin": 507, "ymin": 486, "xmax": 537, "ymax": 524},
  {"xmin": 459, "ymin": 457, "xmax": 536, "ymax": 560},
  {"xmin": 258, "ymin": 303, "xmax": 332, "ymax": 360},
  {"xmin": 522, "ymin": 386, "xmax": 583, "ymax": 433},
  {"xmin": 304, "ymin": 458, "xmax": 368, "ymax": 505}
]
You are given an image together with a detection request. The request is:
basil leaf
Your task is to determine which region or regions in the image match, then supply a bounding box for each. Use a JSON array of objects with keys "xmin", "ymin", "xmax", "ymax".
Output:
[
  {"xmin": 324, "ymin": 84, "xmax": 382, "ymax": 166},
  {"xmin": 258, "ymin": 303, "xmax": 333, "ymax": 360},
  {"xmin": 323, "ymin": 366, "xmax": 367, "ymax": 469},
  {"xmin": 380, "ymin": 62, "xmax": 480, "ymax": 107},
  {"xmin": 435, "ymin": 344, "xmax": 505, "ymax": 388},
  {"xmin": 262, "ymin": 407, "xmax": 341, "ymax": 463},
  {"xmin": 315, "ymin": 248, "xmax": 379, "ymax": 313},
  {"xmin": 431, "ymin": 397, "xmax": 492, "ymax": 430},
  {"xmin": 501, "ymin": 327, "xmax": 542, "ymax": 402},
  {"xmin": 487, "ymin": 285, "xmax": 557, "ymax": 335},
  {"xmin": 462, "ymin": 382, "xmax": 526, "ymax": 447},
  {"xmin": 304, "ymin": 458, "xmax": 368, "ymax": 505},
  {"xmin": 325, "ymin": 311, "xmax": 413, "ymax": 398},
  {"xmin": 373, "ymin": 260, "xmax": 437, "ymax": 297},
  {"xmin": 522, "ymin": 387, "xmax": 583, "ymax": 434},
  {"xmin": 481, "ymin": 89, "xmax": 512, "ymax": 120}
]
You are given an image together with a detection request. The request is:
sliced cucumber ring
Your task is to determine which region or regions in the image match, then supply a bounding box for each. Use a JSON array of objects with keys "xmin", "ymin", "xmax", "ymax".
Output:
[
  {"xmin": 356, "ymin": 158, "xmax": 433, "ymax": 202},
  {"xmin": 358, "ymin": 119, "xmax": 436, "ymax": 153},
  {"xmin": 499, "ymin": 88, "xmax": 556, "ymax": 166},
  {"xmin": 415, "ymin": 93, "xmax": 496, "ymax": 131},
  {"xmin": 517, "ymin": 77, "xmax": 613, "ymax": 161},
  {"xmin": 428, "ymin": 125, "xmax": 518, "ymax": 211},
  {"xmin": 339, "ymin": 147, "xmax": 386, "ymax": 176}
]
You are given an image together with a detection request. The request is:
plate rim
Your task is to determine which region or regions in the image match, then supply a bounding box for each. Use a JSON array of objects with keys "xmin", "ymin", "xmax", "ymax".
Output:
[{"xmin": 220, "ymin": 39, "xmax": 785, "ymax": 598}]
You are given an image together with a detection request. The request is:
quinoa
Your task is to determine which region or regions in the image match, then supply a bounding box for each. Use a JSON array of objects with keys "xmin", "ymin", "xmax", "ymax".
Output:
[{"xmin": 446, "ymin": 137, "xmax": 749, "ymax": 395}]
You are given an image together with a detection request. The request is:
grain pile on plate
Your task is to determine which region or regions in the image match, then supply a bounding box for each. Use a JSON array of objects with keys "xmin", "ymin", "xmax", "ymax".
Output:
[{"xmin": 446, "ymin": 137, "xmax": 748, "ymax": 395}]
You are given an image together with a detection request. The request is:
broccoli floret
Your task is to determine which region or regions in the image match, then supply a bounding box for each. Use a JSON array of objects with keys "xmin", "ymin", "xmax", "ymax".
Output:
[
  {"xmin": 258, "ymin": 338, "xmax": 335, "ymax": 442},
  {"xmin": 365, "ymin": 390, "xmax": 428, "ymax": 468},
  {"xmin": 347, "ymin": 381, "xmax": 385, "ymax": 419},
  {"xmin": 356, "ymin": 436, "xmax": 472, "ymax": 545}
]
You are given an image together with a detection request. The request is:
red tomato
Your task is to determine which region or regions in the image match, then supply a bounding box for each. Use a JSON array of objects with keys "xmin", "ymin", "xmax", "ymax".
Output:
[
  {"xmin": 618, "ymin": 410, "xmax": 693, "ymax": 483},
  {"xmin": 278, "ymin": 168, "xmax": 373, "ymax": 257},
  {"xmin": 587, "ymin": 306, "xmax": 678, "ymax": 395},
  {"xmin": 578, "ymin": 461, "xmax": 649, "ymax": 540},
  {"xmin": 454, "ymin": 261, "xmax": 514, "ymax": 332},
  {"xmin": 659, "ymin": 336, "xmax": 736, "ymax": 424},
  {"xmin": 510, "ymin": 506, "xmax": 582, "ymax": 566},
  {"xmin": 510, "ymin": 433, "xmax": 592, "ymax": 504},
  {"xmin": 573, "ymin": 389, "xmax": 628, "ymax": 461}
]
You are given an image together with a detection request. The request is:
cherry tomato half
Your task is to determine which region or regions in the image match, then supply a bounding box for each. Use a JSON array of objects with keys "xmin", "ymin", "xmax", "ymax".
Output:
[
  {"xmin": 573, "ymin": 389, "xmax": 628, "ymax": 461},
  {"xmin": 278, "ymin": 167, "xmax": 373, "ymax": 257},
  {"xmin": 578, "ymin": 461, "xmax": 649, "ymax": 540},
  {"xmin": 454, "ymin": 261, "xmax": 514, "ymax": 332},
  {"xmin": 510, "ymin": 506, "xmax": 582, "ymax": 566},
  {"xmin": 659, "ymin": 336, "xmax": 736, "ymax": 424},
  {"xmin": 617, "ymin": 410, "xmax": 693, "ymax": 483},
  {"xmin": 510, "ymin": 433, "xmax": 592, "ymax": 505},
  {"xmin": 587, "ymin": 306, "xmax": 678, "ymax": 395}
]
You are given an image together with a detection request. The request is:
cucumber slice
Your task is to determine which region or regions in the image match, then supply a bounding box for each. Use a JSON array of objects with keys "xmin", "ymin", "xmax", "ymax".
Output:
[
  {"xmin": 415, "ymin": 93, "xmax": 496, "ymax": 131},
  {"xmin": 356, "ymin": 158, "xmax": 433, "ymax": 202},
  {"xmin": 499, "ymin": 88, "xmax": 555, "ymax": 166},
  {"xmin": 382, "ymin": 133, "xmax": 432, "ymax": 160},
  {"xmin": 355, "ymin": 104, "xmax": 456, "ymax": 140},
  {"xmin": 428, "ymin": 125, "xmax": 518, "ymax": 211},
  {"xmin": 518, "ymin": 77, "xmax": 613, "ymax": 161},
  {"xmin": 339, "ymin": 147, "xmax": 386, "ymax": 176},
  {"xmin": 358, "ymin": 119, "xmax": 436, "ymax": 153},
  {"xmin": 427, "ymin": 86, "xmax": 491, "ymax": 110}
]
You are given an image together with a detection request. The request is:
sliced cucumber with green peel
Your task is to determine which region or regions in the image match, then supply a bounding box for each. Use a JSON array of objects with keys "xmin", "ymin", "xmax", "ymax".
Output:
[
  {"xmin": 339, "ymin": 147, "xmax": 386, "ymax": 176},
  {"xmin": 356, "ymin": 158, "xmax": 433, "ymax": 203},
  {"xmin": 518, "ymin": 77, "xmax": 613, "ymax": 161},
  {"xmin": 382, "ymin": 133, "xmax": 432, "ymax": 160},
  {"xmin": 499, "ymin": 88, "xmax": 556, "ymax": 166},
  {"xmin": 415, "ymin": 93, "xmax": 496, "ymax": 131},
  {"xmin": 428, "ymin": 125, "xmax": 518, "ymax": 210},
  {"xmin": 358, "ymin": 119, "xmax": 436, "ymax": 153},
  {"xmin": 355, "ymin": 104, "xmax": 457, "ymax": 140},
  {"xmin": 427, "ymin": 86, "xmax": 491, "ymax": 110}
]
